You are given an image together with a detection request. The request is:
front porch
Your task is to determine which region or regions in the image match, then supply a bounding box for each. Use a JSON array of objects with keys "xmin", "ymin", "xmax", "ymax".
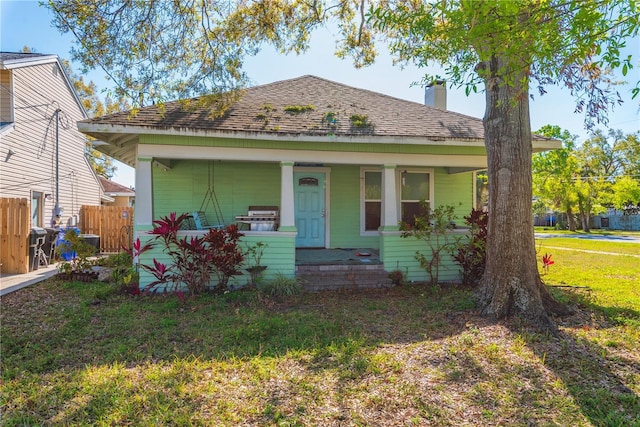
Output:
[
  {"xmin": 295, "ymin": 248, "xmax": 382, "ymax": 266},
  {"xmin": 132, "ymin": 158, "xmax": 473, "ymax": 290}
]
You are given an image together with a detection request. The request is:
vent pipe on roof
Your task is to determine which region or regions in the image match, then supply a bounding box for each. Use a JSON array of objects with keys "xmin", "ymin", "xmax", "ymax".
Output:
[{"xmin": 425, "ymin": 80, "xmax": 447, "ymax": 110}]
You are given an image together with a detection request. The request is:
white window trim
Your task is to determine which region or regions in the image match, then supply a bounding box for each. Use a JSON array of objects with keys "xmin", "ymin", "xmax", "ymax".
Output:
[
  {"xmin": 360, "ymin": 167, "xmax": 435, "ymax": 235},
  {"xmin": 360, "ymin": 167, "xmax": 382, "ymax": 236},
  {"xmin": 398, "ymin": 168, "xmax": 435, "ymax": 224},
  {"xmin": 31, "ymin": 191, "xmax": 44, "ymax": 228}
]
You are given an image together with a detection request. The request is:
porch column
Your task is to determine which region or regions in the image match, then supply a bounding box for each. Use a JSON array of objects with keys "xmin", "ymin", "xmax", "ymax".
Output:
[
  {"xmin": 135, "ymin": 157, "xmax": 153, "ymax": 227},
  {"xmin": 279, "ymin": 161, "xmax": 296, "ymax": 231},
  {"xmin": 380, "ymin": 164, "xmax": 399, "ymax": 231}
]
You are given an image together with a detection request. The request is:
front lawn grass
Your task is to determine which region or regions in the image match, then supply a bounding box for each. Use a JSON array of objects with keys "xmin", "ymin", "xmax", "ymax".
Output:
[
  {"xmin": 2, "ymin": 246, "xmax": 639, "ymax": 426},
  {"xmin": 537, "ymin": 237, "xmax": 640, "ymax": 314}
]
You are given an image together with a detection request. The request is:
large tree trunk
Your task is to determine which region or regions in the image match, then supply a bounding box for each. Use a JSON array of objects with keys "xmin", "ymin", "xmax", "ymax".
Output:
[
  {"xmin": 475, "ymin": 56, "xmax": 570, "ymax": 332},
  {"xmin": 577, "ymin": 197, "xmax": 591, "ymax": 232},
  {"xmin": 566, "ymin": 205, "xmax": 577, "ymax": 231}
]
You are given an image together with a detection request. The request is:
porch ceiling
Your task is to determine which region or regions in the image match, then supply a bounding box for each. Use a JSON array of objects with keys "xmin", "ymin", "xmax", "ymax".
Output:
[
  {"xmin": 86, "ymin": 129, "xmax": 138, "ymax": 167},
  {"xmin": 136, "ymin": 143, "xmax": 490, "ymax": 168}
]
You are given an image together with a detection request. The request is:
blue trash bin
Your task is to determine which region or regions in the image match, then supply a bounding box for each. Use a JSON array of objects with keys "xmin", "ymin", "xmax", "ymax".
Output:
[{"xmin": 56, "ymin": 227, "xmax": 80, "ymax": 261}]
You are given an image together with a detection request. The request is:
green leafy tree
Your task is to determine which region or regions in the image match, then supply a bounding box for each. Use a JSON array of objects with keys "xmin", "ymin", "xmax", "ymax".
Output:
[
  {"xmin": 533, "ymin": 128, "xmax": 639, "ymax": 230},
  {"xmin": 47, "ymin": 1, "xmax": 639, "ymax": 331},
  {"xmin": 48, "ymin": 1, "xmax": 326, "ymax": 108},
  {"xmin": 575, "ymin": 129, "xmax": 640, "ymax": 229},
  {"xmin": 532, "ymin": 126, "xmax": 581, "ymax": 231},
  {"xmin": 369, "ymin": 1, "xmax": 638, "ymax": 330},
  {"xmin": 612, "ymin": 131, "xmax": 640, "ymax": 182},
  {"xmin": 611, "ymin": 176, "xmax": 640, "ymax": 210},
  {"xmin": 579, "ymin": 129, "xmax": 622, "ymax": 178}
]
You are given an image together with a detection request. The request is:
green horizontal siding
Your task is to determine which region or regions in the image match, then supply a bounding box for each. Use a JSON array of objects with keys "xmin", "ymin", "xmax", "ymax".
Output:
[
  {"xmin": 135, "ymin": 232, "xmax": 296, "ymax": 291},
  {"xmin": 240, "ymin": 234, "xmax": 296, "ymax": 279},
  {"xmin": 140, "ymin": 134, "xmax": 487, "ymax": 156},
  {"xmin": 140, "ymin": 159, "xmax": 474, "ymax": 289},
  {"xmin": 153, "ymin": 160, "xmax": 280, "ymax": 224},
  {"xmin": 434, "ymin": 168, "xmax": 474, "ymax": 221},
  {"xmin": 381, "ymin": 232, "xmax": 464, "ymax": 283},
  {"xmin": 328, "ymin": 165, "xmax": 379, "ymax": 249}
]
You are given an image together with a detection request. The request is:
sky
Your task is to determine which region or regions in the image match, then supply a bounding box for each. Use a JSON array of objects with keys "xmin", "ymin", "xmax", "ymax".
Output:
[{"xmin": 2, "ymin": 0, "xmax": 639, "ymax": 189}]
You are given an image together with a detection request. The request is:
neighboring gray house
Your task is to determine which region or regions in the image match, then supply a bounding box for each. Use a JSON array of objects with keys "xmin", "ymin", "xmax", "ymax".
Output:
[{"xmin": 0, "ymin": 52, "xmax": 103, "ymax": 228}]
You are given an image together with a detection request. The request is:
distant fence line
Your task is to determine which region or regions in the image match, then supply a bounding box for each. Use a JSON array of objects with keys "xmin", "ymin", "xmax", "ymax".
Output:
[
  {"xmin": 536, "ymin": 210, "xmax": 640, "ymax": 231},
  {"xmin": 600, "ymin": 213, "xmax": 640, "ymax": 231},
  {"xmin": 79, "ymin": 205, "xmax": 134, "ymax": 253},
  {"xmin": 1, "ymin": 199, "xmax": 134, "ymax": 275}
]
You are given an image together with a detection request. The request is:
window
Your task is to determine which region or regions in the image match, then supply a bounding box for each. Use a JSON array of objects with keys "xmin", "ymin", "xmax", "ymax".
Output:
[
  {"xmin": 31, "ymin": 191, "xmax": 43, "ymax": 227},
  {"xmin": 360, "ymin": 168, "xmax": 433, "ymax": 232},
  {"xmin": 363, "ymin": 170, "xmax": 381, "ymax": 232},
  {"xmin": 0, "ymin": 70, "xmax": 14, "ymax": 125},
  {"xmin": 400, "ymin": 171, "xmax": 431, "ymax": 226}
]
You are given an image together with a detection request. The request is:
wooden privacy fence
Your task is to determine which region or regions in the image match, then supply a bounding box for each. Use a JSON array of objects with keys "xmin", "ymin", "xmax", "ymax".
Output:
[
  {"xmin": 0, "ymin": 198, "xmax": 30, "ymax": 274},
  {"xmin": 80, "ymin": 205, "xmax": 134, "ymax": 253}
]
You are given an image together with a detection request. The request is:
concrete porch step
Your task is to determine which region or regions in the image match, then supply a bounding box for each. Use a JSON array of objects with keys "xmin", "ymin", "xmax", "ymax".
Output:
[{"xmin": 296, "ymin": 264, "xmax": 393, "ymax": 291}]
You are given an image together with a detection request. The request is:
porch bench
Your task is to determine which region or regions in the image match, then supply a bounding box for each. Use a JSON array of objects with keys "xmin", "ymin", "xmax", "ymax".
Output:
[{"xmin": 178, "ymin": 212, "xmax": 225, "ymax": 231}]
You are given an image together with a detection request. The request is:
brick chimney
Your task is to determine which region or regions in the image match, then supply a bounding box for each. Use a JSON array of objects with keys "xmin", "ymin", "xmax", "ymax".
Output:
[{"xmin": 424, "ymin": 80, "xmax": 447, "ymax": 110}]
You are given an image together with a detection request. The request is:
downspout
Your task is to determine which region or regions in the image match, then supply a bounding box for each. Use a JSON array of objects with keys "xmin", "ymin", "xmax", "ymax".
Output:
[{"xmin": 55, "ymin": 108, "xmax": 62, "ymax": 222}]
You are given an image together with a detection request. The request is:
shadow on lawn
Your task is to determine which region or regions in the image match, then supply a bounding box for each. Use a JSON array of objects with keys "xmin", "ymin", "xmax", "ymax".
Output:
[
  {"xmin": 5, "ymin": 280, "xmax": 638, "ymax": 425},
  {"xmin": 1, "ymin": 281, "xmax": 476, "ymax": 424},
  {"xmin": 520, "ymin": 288, "xmax": 640, "ymax": 425},
  {"xmin": 0, "ymin": 281, "xmax": 472, "ymax": 374}
]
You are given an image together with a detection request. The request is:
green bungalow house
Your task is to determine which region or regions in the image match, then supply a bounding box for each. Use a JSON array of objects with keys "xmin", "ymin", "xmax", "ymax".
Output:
[{"xmin": 78, "ymin": 75, "xmax": 559, "ymax": 290}]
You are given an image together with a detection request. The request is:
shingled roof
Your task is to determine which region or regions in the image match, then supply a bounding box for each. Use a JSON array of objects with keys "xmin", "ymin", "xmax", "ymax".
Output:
[
  {"xmin": 81, "ymin": 75, "xmax": 557, "ymax": 166},
  {"xmin": 1, "ymin": 52, "xmax": 58, "ymax": 68},
  {"xmin": 83, "ymin": 75, "xmax": 489, "ymax": 139},
  {"xmin": 98, "ymin": 176, "xmax": 134, "ymax": 195}
]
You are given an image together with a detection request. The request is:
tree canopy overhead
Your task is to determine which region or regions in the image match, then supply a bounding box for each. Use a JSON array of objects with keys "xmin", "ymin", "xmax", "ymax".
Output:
[
  {"xmin": 49, "ymin": 1, "xmax": 638, "ymax": 123},
  {"xmin": 372, "ymin": 0, "xmax": 638, "ymax": 127},
  {"xmin": 48, "ymin": 0, "xmax": 639, "ymax": 331},
  {"xmin": 48, "ymin": 1, "xmax": 327, "ymax": 107}
]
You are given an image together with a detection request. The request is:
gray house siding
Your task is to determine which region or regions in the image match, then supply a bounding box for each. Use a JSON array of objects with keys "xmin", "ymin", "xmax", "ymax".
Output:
[{"xmin": 0, "ymin": 58, "xmax": 101, "ymax": 228}]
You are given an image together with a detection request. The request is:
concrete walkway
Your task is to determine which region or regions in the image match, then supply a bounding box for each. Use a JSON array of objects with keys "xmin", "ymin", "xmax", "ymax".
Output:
[
  {"xmin": 0, "ymin": 262, "xmax": 60, "ymax": 297},
  {"xmin": 535, "ymin": 233, "xmax": 640, "ymax": 243}
]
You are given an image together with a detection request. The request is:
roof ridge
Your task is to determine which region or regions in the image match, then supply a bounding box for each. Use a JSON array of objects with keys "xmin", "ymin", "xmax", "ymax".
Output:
[
  {"xmin": 245, "ymin": 75, "xmax": 485, "ymax": 123},
  {"xmin": 89, "ymin": 75, "xmax": 482, "ymax": 125}
]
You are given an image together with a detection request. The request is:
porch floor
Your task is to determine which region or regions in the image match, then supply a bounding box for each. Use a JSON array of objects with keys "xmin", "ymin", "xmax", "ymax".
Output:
[{"xmin": 295, "ymin": 248, "xmax": 381, "ymax": 266}]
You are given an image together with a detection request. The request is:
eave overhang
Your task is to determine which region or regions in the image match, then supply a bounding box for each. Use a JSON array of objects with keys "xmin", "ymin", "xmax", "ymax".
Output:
[{"xmin": 78, "ymin": 122, "xmax": 561, "ymax": 168}]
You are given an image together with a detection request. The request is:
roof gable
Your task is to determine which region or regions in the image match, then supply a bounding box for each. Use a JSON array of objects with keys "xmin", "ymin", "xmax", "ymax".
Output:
[
  {"xmin": 99, "ymin": 176, "xmax": 135, "ymax": 194},
  {"xmin": 0, "ymin": 52, "xmax": 58, "ymax": 69},
  {"xmin": 0, "ymin": 52, "xmax": 88, "ymax": 119}
]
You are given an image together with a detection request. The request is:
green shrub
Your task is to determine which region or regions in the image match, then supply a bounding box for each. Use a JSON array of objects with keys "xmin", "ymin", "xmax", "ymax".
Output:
[
  {"xmin": 98, "ymin": 252, "xmax": 132, "ymax": 268},
  {"xmin": 259, "ymin": 273, "xmax": 302, "ymax": 297}
]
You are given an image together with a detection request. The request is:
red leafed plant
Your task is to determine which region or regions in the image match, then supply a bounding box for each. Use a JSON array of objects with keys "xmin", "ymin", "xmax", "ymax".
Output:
[
  {"xmin": 452, "ymin": 208, "xmax": 488, "ymax": 287},
  {"xmin": 542, "ymin": 253, "xmax": 555, "ymax": 274},
  {"xmin": 141, "ymin": 213, "xmax": 244, "ymax": 294},
  {"xmin": 204, "ymin": 224, "xmax": 245, "ymax": 292}
]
